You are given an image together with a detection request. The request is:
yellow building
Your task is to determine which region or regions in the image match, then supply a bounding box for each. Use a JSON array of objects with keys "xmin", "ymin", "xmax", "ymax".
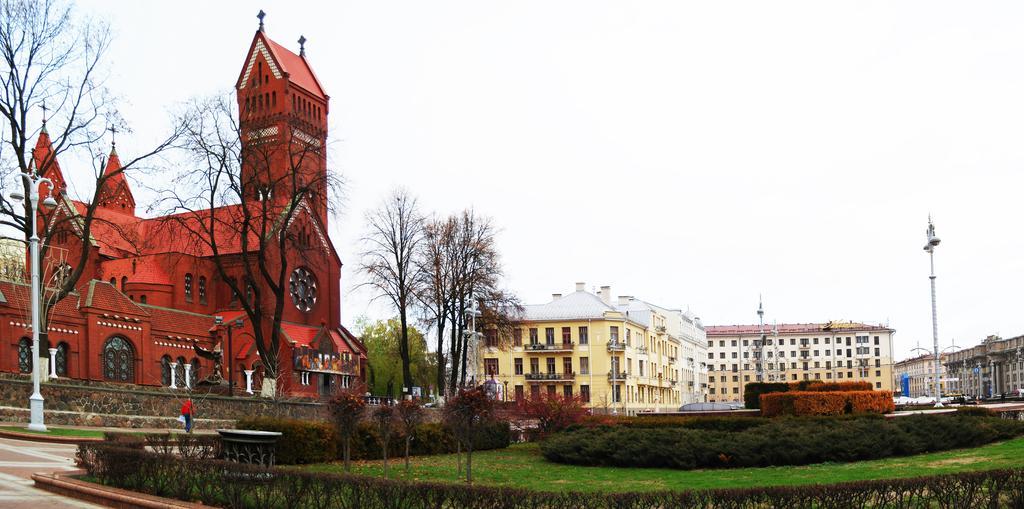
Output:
[
  {"xmin": 705, "ymin": 321, "xmax": 896, "ymax": 403},
  {"xmin": 479, "ymin": 283, "xmax": 708, "ymax": 414}
]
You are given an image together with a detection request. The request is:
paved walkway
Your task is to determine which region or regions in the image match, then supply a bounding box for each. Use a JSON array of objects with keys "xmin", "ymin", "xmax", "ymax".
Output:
[{"xmin": 0, "ymin": 437, "xmax": 98, "ymax": 508}]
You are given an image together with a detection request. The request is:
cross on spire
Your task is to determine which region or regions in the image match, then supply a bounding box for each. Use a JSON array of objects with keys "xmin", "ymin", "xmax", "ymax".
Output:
[
  {"xmin": 107, "ymin": 125, "xmax": 117, "ymax": 150},
  {"xmin": 39, "ymin": 101, "xmax": 48, "ymax": 134},
  {"xmin": 257, "ymin": 10, "xmax": 266, "ymax": 32},
  {"xmin": 298, "ymin": 35, "xmax": 306, "ymax": 56}
]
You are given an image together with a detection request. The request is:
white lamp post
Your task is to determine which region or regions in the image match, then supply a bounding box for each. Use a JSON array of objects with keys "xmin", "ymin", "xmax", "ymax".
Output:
[
  {"xmin": 923, "ymin": 216, "xmax": 942, "ymax": 407},
  {"xmin": 10, "ymin": 172, "xmax": 57, "ymax": 432}
]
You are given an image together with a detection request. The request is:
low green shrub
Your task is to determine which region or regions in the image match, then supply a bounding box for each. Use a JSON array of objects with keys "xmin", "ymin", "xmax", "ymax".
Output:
[
  {"xmin": 238, "ymin": 416, "xmax": 511, "ymax": 464},
  {"xmin": 743, "ymin": 382, "xmax": 789, "ymax": 409},
  {"xmin": 587, "ymin": 415, "xmax": 766, "ymax": 433},
  {"xmin": 541, "ymin": 413, "xmax": 1024, "ymax": 470},
  {"xmin": 956, "ymin": 406, "xmax": 995, "ymax": 417},
  {"xmin": 79, "ymin": 442, "xmax": 1024, "ymax": 508},
  {"xmin": 236, "ymin": 417, "xmax": 338, "ymax": 465}
]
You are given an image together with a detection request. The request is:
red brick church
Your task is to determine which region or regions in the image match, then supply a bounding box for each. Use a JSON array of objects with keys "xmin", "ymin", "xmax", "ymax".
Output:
[{"xmin": 1, "ymin": 22, "xmax": 366, "ymax": 397}]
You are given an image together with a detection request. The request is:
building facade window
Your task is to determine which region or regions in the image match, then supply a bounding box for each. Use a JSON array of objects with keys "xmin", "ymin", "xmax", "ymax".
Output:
[
  {"xmin": 55, "ymin": 342, "xmax": 69, "ymax": 376},
  {"xmin": 161, "ymin": 355, "xmax": 172, "ymax": 386},
  {"xmin": 512, "ymin": 328, "xmax": 522, "ymax": 347},
  {"xmin": 102, "ymin": 336, "xmax": 135, "ymax": 382},
  {"xmin": 484, "ymin": 358, "xmax": 498, "ymax": 376},
  {"xmin": 580, "ymin": 384, "xmax": 590, "ymax": 402},
  {"xmin": 578, "ymin": 326, "xmax": 588, "ymax": 344},
  {"xmin": 184, "ymin": 273, "xmax": 193, "ymax": 302},
  {"xmin": 514, "ymin": 358, "xmax": 523, "ymax": 375},
  {"xmin": 17, "ymin": 338, "xmax": 31, "ymax": 373},
  {"xmin": 198, "ymin": 276, "xmax": 207, "ymax": 304}
]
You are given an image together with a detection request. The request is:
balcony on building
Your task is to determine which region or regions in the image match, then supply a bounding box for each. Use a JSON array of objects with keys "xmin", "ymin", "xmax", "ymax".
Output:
[
  {"xmin": 636, "ymin": 345, "xmax": 649, "ymax": 354},
  {"xmin": 655, "ymin": 325, "xmax": 667, "ymax": 334},
  {"xmin": 524, "ymin": 372, "xmax": 575, "ymax": 382},
  {"xmin": 667, "ymin": 355, "xmax": 677, "ymax": 363},
  {"xmin": 607, "ymin": 341, "xmax": 626, "ymax": 352},
  {"xmin": 525, "ymin": 342, "xmax": 575, "ymax": 353},
  {"xmin": 608, "ymin": 371, "xmax": 629, "ymax": 381}
]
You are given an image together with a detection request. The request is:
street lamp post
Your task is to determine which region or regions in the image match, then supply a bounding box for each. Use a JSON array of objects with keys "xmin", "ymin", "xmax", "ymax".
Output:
[
  {"xmin": 923, "ymin": 216, "xmax": 942, "ymax": 408},
  {"xmin": 215, "ymin": 316, "xmax": 245, "ymax": 397},
  {"xmin": 10, "ymin": 172, "xmax": 58, "ymax": 432}
]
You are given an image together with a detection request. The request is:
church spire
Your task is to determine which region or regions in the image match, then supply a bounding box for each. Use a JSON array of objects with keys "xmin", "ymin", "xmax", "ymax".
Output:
[{"xmin": 96, "ymin": 140, "xmax": 135, "ymax": 215}]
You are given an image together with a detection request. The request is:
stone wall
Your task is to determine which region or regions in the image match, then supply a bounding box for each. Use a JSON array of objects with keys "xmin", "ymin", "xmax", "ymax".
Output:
[{"xmin": 0, "ymin": 376, "xmax": 328, "ymax": 427}]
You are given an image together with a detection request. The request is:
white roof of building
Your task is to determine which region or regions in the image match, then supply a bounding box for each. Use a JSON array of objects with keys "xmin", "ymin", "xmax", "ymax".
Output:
[{"xmin": 522, "ymin": 290, "xmax": 617, "ymax": 321}]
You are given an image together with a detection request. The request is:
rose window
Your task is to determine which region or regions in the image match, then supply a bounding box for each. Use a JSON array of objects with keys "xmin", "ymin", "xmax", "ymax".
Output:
[{"xmin": 289, "ymin": 267, "xmax": 318, "ymax": 312}]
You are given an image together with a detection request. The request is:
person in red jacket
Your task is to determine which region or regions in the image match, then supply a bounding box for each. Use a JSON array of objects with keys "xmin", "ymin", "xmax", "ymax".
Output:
[{"xmin": 181, "ymin": 398, "xmax": 194, "ymax": 433}]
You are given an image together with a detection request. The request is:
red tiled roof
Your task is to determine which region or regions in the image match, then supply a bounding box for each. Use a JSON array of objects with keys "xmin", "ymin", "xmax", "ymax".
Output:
[
  {"xmin": 262, "ymin": 35, "xmax": 326, "ymax": 99},
  {"xmin": 706, "ymin": 321, "xmax": 893, "ymax": 336},
  {"xmin": 0, "ymin": 281, "xmax": 80, "ymax": 319},
  {"xmin": 280, "ymin": 321, "xmax": 321, "ymax": 347},
  {"xmin": 82, "ymin": 280, "xmax": 148, "ymax": 316},
  {"xmin": 337, "ymin": 325, "xmax": 366, "ymax": 354},
  {"xmin": 141, "ymin": 304, "xmax": 215, "ymax": 339}
]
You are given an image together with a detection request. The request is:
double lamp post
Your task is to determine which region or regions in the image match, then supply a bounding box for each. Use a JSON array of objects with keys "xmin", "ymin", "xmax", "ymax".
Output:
[{"xmin": 10, "ymin": 171, "xmax": 58, "ymax": 432}]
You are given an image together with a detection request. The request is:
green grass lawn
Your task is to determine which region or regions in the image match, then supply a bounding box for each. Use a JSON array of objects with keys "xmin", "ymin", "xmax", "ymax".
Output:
[
  {"xmin": 299, "ymin": 438, "xmax": 1024, "ymax": 493},
  {"xmin": 0, "ymin": 425, "xmax": 106, "ymax": 438}
]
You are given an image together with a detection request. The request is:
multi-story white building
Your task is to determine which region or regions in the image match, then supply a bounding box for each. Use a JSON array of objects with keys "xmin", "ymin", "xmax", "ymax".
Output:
[{"xmin": 704, "ymin": 321, "xmax": 895, "ymax": 404}]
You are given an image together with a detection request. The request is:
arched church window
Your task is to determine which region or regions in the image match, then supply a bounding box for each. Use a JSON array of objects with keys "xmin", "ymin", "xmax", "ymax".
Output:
[
  {"xmin": 198, "ymin": 276, "xmax": 207, "ymax": 305},
  {"xmin": 175, "ymin": 356, "xmax": 186, "ymax": 385},
  {"xmin": 140, "ymin": 295, "xmax": 147, "ymax": 304},
  {"xmin": 121, "ymin": 276, "xmax": 128, "ymax": 292},
  {"xmin": 55, "ymin": 342, "xmax": 68, "ymax": 376},
  {"xmin": 190, "ymin": 358, "xmax": 200, "ymax": 387},
  {"xmin": 160, "ymin": 355, "xmax": 171, "ymax": 386},
  {"xmin": 184, "ymin": 273, "xmax": 193, "ymax": 302},
  {"xmin": 272, "ymin": 91, "xmax": 276, "ymax": 107},
  {"xmin": 245, "ymin": 281, "xmax": 255, "ymax": 306},
  {"xmin": 17, "ymin": 338, "xmax": 31, "ymax": 373},
  {"xmin": 109, "ymin": 277, "xmax": 116, "ymax": 286},
  {"xmin": 102, "ymin": 336, "xmax": 135, "ymax": 382}
]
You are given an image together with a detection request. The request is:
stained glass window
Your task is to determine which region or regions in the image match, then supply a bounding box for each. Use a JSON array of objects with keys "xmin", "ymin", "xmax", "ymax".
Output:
[
  {"xmin": 102, "ymin": 337, "xmax": 135, "ymax": 382},
  {"xmin": 17, "ymin": 338, "xmax": 31, "ymax": 374},
  {"xmin": 55, "ymin": 342, "xmax": 68, "ymax": 376},
  {"xmin": 289, "ymin": 267, "xmax": 317, "ymax": 312}
]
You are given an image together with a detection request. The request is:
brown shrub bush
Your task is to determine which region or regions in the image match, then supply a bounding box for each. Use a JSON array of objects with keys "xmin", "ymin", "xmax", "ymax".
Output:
[{"xmin": 761, "ymin": 390, "xmax": 893, "ymax": 417}]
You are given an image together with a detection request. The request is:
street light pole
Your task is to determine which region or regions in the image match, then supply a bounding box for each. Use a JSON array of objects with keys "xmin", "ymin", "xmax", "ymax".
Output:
[
  {"xmin": 923, "ymin": 216, "xmax": 942, "ymax": 408},
  {"xmin": 11, "ymin": 172, "xmax": 57, "ymax": 432}
]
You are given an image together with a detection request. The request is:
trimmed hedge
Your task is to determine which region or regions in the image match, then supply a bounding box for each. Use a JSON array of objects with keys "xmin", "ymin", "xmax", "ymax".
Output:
[
  {"xmin": 742, "ymin": 382, "xmax": 788, "ymax": 409},
  {"xmin": 744, "ymin": 381, "xmax": 875, "ymax": 409},
  {"xmin": 760, "ymin": 390, "xmax": 894, "ymax": 417},
  {"xmin": 584, "ymin": 415, "xmax": 766, "ymax": 433},
  {"xmin": 540, "ymin": 413, "xmax": 1024, "ymax": 469},
  {"xmin": 236, "ymin": 417, "xmax": 339, "ymax": 464},
  {"xmin": 237, "ymin": 417, "xmax": 511, "ymax": 464},
  {"xmin": 77, "ymin": 442, "xmax": 1024, "ymax": 508}
]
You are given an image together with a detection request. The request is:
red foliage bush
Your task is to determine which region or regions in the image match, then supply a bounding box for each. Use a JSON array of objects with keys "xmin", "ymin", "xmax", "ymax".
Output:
[
  {"xmin": 761, "ymin": 390, "xmax": 894, "ymax": 417},
  {"xmin": 788, "ymin": 381, "xmax": 874, "ymax": 392},
  {"xmin": 515, "ymin": 392, "xmax": 590, "ymax": 438}
]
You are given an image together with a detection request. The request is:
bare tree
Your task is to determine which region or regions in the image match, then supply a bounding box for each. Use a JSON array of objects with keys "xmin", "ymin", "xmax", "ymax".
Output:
[
  {"xmin": 416, "ymin": 215, "xmax": 456, "ymax": 394},
  {"xmin": 436, "ymin": 210, "xmax": 521, "ymax": 392},
  {"xmin": 152, "ymin": 94, "xmax": 341, "ymax": 397},
  {"xmin": 0, "ymin": 0, "xmax": 179, "ymax": 356},
  {"xmin": 360, "ymin": 189, "xmax": 423, "ymax": 397}
]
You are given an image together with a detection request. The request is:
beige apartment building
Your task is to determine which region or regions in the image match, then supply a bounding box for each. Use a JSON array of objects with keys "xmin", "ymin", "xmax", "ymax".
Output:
[
  {"xmin": 479, "ymin": 283, "xmax": 708, "ymax": 414},
  {"xmin": 704, "ymin": 321, "xmax": 895, "ymax": 404},
  {"xmin": 945, "ymin": 334, "xmax": 1024, "ymax": 399},
  {"xmin": 892, "ymin": 352, "xmax": 949, "ymax": 398}
]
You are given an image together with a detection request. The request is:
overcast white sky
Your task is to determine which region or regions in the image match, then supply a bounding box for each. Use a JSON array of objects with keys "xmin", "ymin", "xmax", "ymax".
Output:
[{"xmin": 71, "ymin": 1, "xmax": 1024, "ymax": 361}]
